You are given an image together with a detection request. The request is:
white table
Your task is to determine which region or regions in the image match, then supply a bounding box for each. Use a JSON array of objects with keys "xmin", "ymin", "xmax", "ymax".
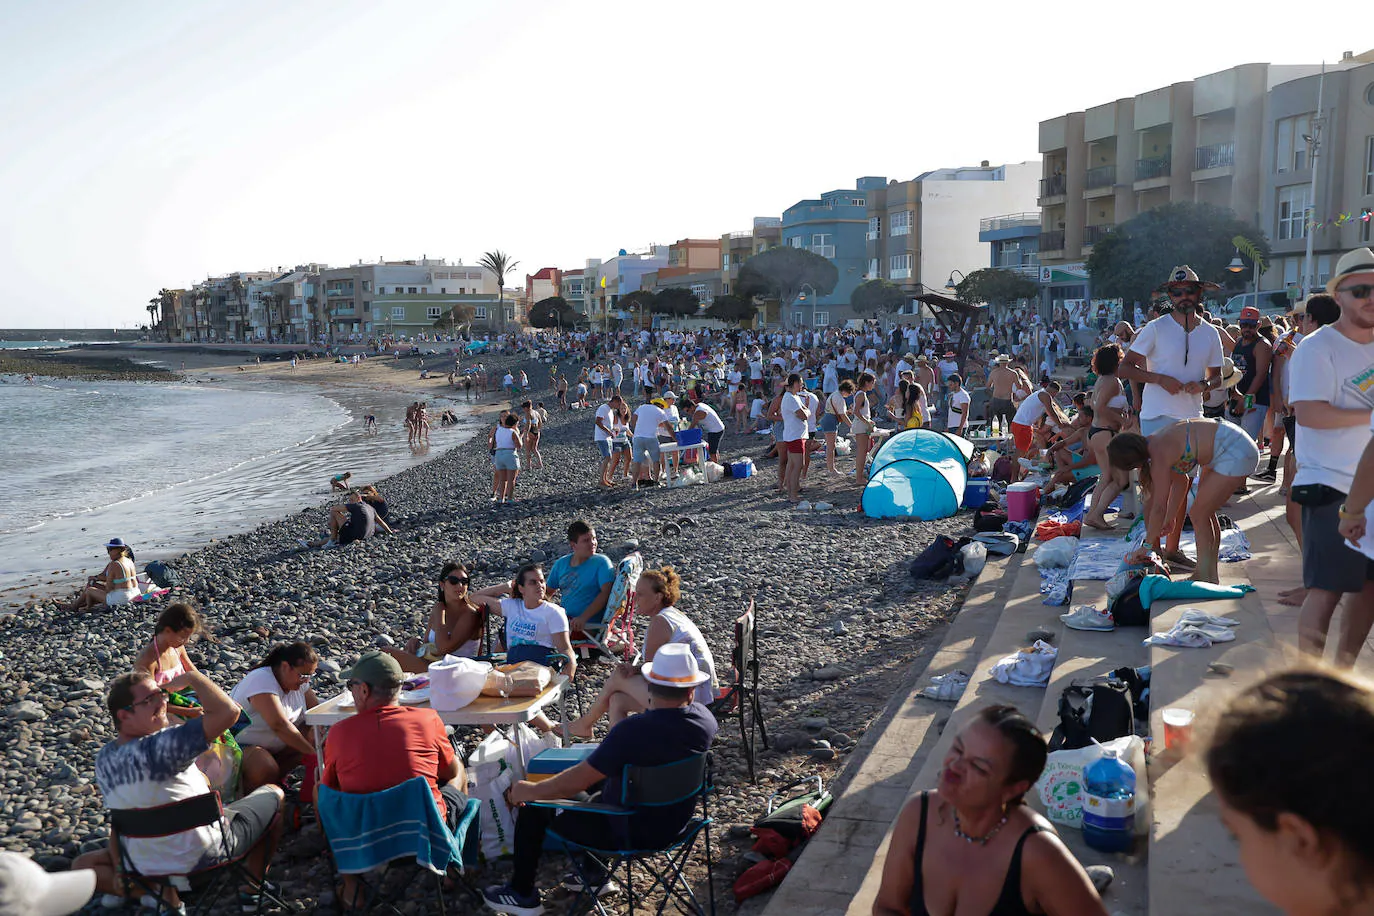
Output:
[{"xmin": 659, "ymin": 442, "xmax": 708, "ymax": 481}]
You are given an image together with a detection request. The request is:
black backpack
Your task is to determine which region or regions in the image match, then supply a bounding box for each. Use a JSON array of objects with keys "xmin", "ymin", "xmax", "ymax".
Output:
[
  {"xmin": 144, "ymin": 561, "xmax": 179, "ymax": 589},
  {"xmin": 1108, "ymin": 578, "xmax": 1149, "ymax": 627},
  {"xmin": 974, "ymin": 507, "xmax": 1008, "ymax": 532},
  {"xmin": 909, "ymin": 535, "xmax": 971, "ymax": 581},
  {"xmin": 1048, "ymin": 680, "xmax": 1135, "ymax": 751}
]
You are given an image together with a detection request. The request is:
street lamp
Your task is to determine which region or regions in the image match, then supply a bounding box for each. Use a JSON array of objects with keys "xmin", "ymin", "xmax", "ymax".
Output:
[
  {"xmin": 945, "ymin": 269, "xmax": 966, "ymax": 294},
  {"xmin": 1228, "ymin": 243, "xmax": 1262, "ymax": 294},
  {"xmin": 799, "ymin": 283, "xmax": 817, "ymax": 332}
]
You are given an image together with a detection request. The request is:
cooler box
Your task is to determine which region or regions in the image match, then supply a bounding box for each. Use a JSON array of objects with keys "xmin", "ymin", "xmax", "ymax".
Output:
[
  {"xmin": 675, "ymin": 428, "xmax": 704, "ymax": 447},
  {"xmin": 526, "ymin": 745, "xmax": 598, "ymax": 783},
  {"xmin": 1006, "ymin": 482, "xmax": 1041, "ymax": 523},
  {"xmin": 731, "ymin": 459, "xmax": 755, "ymax": 479},
  {"xmin": 963, "ymin": 477, "xmax": 991, "ymax": 510}
]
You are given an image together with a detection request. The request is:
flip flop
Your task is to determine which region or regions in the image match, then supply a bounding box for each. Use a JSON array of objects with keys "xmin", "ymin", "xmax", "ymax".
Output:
[{"xmin": 1083, "ymin": 518, "xmax": 1116, "ymax": 531}]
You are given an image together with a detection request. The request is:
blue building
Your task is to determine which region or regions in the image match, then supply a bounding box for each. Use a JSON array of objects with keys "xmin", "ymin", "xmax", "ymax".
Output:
[
  {"xmin": 976, "ymin": 211, "xmax": 1041, "ymax": 275},
  {"xmin": 781, "ymin": 177, "xmax": 886, "ymax": 326}
]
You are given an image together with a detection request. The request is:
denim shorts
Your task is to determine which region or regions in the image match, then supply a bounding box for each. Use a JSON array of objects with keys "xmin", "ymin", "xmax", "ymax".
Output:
[
  {"xmin": 818, "ymin": 413, "xmax": 840, "ymax": 433},
  {"xmin": 493, "ymin": 448, "xmax": 520, "ymax": 471},
  {"xmin": 632, "ymin": 436, "xmax": 661, "ymax": 465},
  {"xmin": 595, "ymin": 440, "xmax": 613, "ymax": 459},
  {"xmin": 1211, "ymin": 420, "xmax": 1261, "ymax": 478}
]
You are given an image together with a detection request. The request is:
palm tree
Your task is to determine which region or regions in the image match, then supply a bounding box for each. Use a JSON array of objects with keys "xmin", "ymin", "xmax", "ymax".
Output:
[
  {"xmin": 147, "ymin": 298, "xmax": 160, "ymax": 338},
  {"xmin": 158, "ymin": 288, "xmax": 176, "ymax": 341},
  {"xmin": 305, "ymin": 295, "xmax": 320, "ymax": 344},
  {"xmin": 478, "ymin": 250, "xmax": 519, "ymax": 331},
  {"xmin": 228, "ymin": 277, "xmax": 246, "ymax": 342}
]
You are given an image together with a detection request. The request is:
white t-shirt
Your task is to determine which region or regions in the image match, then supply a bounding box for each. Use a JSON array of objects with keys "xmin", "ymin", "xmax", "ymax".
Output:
[
  {"xmin": 803, "ymin": 390, "xmax": 821, "ymax": 433},
  {"xmin": 1290, "ymin": 325, "xmax": 1374, "ymax": 492},
  {"xmin": 500, "ymin": 597, "xmax": 569, "ymax": 651},
  {"xmin": 1013, "ymin": 389, "xmax": 1052, "ymax": 426},
  {"xmin": 694, "ymin": 404, "xmax": 726, "ymax": 433},
  {"xmin": 947, "ymin": 389, "xmax": 971, "ymax": 430},
  {"xmin": 593, "ymin": 404, "xmax": 614, "ymax": 441},
  {"xmin": 632, "ymin": 403, "xmax": 668, "ymax": 439},
  {"xmin": 1128, "ymin": 315, "xmax": 1224, "ymax": 421},
  {"xmin": 231, "ymin": 666, "xmax": 307, "ymax": 752},
  {"xmin": 781, "ymin": 391, "xmax": 809, "ymax": 441}
]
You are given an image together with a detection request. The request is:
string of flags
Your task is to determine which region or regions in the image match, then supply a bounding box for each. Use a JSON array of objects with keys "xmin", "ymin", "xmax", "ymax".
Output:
[{"xmin": 1307, "ymin": 207, "xmax": 1373, "ymax": 232}]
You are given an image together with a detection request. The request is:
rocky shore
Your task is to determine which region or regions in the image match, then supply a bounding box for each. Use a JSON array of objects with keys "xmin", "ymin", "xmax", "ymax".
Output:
[
  {"xmin": 0, "ymin": 357, "xmax": 972, "ymax": 913},
  {"xmin": 0, "ymin": 350, "xmax": 179, "ymax": 382}
]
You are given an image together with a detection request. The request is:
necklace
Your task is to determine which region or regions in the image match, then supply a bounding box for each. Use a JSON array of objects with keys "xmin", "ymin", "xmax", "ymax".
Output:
[{"xmin": 952, "ymin": 809, "xmax": 1009, "ymax": 846}]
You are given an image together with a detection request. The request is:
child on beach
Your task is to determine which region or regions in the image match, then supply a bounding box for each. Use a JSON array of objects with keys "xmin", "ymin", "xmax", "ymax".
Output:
[{"xmin": 330, "ymin": 472, "xmax": 352, "ymax": 492}]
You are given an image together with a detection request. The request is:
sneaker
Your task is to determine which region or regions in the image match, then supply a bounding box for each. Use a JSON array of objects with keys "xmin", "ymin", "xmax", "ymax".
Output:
[
  {"xmin": 561, "ymin": 873, "xmax": 620, "ymax": 896},
  {"xmin": 482, "ymin": 883, "xmax": 544, "ymax": 916},
  {"xmin": 922, "ymin": 671, "xmax": 969, "ymax": 701},
  {"xmin": 1251, "ymin": 468, "xmax": 1277, "ymax": 481},
  {"xmin": 929, "ymin": 669, "xmax": 970, "ymax": 685},
  {"xmin": 1233, "ymin": 485, "xmax": 1251, "ymax": 495},
  {"xmin": 141, "ymin": 895, "xmax": 187, "ymax": 916},
  {"xmin": 1060, "ymin": 605, "xmax": 1115, "ymax": 631}
]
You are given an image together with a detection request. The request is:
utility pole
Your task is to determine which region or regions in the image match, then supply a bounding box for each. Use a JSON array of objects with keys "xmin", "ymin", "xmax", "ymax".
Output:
[{"xmin": 1300, "ymin": 61, "xmax": 1326, "ymax": 295}]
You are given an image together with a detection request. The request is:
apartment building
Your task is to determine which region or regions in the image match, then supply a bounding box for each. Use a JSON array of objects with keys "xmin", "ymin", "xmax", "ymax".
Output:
[
  {"xmin": 560, "ymin": 268, "xmax": 588, "ymax": 316},
  {"xmin": 720, "ymin": 217, "xmax": 782, "ymax": 284},
  {"xmin": 1036, "ymin": 53, "xmax": 1374, "ymax": 297},
  {"xmin": 589, "ymin": 246, "xmax": 670, "ymax": 325},
  {"xmin": 370, "ymin": 292, "xmax": 507, "ymax": 338},
  {"xmin": 977, "ymin": 212, "xmax": 1041, "ymax": 275},
  {"xmin": 867, "ymin": 163, "xmax": 1040, "ymax": 307},
  {"xmin": 644, "ymin": 238, "xmax": 724, "ymax": 309},
  {"xmin": 247, "ymin": 264, "xmax": 328, "ymax": 344},
  {"xmin": 526, "ymin": 268, "xmax": 562, "ymax": 308},
  {"xmin": 321, "ymin": 258, "xmax": 498, "ymax": 338},
  {"xmin": 781, "ymin": 179, "xmax": 885, "ymax": 326}
]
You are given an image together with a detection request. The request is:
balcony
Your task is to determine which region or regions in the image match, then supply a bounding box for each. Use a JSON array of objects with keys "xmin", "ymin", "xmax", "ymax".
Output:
[
  {"xmin": 1084, "ymin": 164, "xmax": 1116, "ymax": 191},
  {"xmin": 1039, "ymin": 230, "xmax": 1066, "ymax": 253},
  {"xmin": 325, "ymin": 286, "xmax": 352, "ymax": 297},
  {"xmin": 1083, "ymin": 224, "xmax": 1115, "ymax": 248},
  {"xmin": 1135, "ymin": 155, "xmax": 1172, "ymax": 184},
  {"xmin": 866, "ymin": 230, "xmax": 880, "ymax": 241},
  {"xmin": 1040, "ymin": 174, "xmax": 1067, "ymax": 199},
  {"xmin": 890, "ymin": 268, "xmax": 912, "ymax": 280},
  {"xmin": 1194, "ymin": 142, "xmax": 1236, "ymax": 174},
  {"xmin": 980, "ymin": 212, "xmax": 1040, "ymax": 233}
]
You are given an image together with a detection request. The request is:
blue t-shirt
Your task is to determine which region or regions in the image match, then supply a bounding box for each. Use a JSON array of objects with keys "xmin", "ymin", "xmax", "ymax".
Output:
[
  {"xmin": 586, "ymin": 704, "xmax": 717, "ymax": 848},
  {"xmin": 546, "ymin": 553, "xmax": 617, "ymax": 624}
]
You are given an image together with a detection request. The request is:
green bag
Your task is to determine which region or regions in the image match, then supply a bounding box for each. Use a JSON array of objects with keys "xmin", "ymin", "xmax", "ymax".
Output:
[{"xmin": 753, "ymin": 776, "xmax": 833, "ymax": 843}]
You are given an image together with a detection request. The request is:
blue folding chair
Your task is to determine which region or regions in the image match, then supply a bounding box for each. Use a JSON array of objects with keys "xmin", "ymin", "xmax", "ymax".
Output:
[
  {"xmin": 317, "ymin": 777, "xmax": 480, "ymax": 914},
  {"xmin": 530, "ymin": 753, "xmax": 715, "ymax": 915}
]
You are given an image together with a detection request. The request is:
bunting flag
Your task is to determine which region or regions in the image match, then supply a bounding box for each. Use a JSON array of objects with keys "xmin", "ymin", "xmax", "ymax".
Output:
[{"xmin": 1306, "ymin": 207, "xmax": 1373, "ymax": 232}]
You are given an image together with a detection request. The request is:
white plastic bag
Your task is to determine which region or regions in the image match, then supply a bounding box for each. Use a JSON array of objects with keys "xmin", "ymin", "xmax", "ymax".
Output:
[
  {"xmin": 428, "ymin": 656, "xmax": 490, "ymax": 711},
  {"xmin": 467, "ymin": 731, "xmax": 520, "ymax": 859},
  {"xmin": 704, "ymin": 461, "xmax": 726, "ymax": 483},
  {"xmin": 513, "ymin": 722, "xmax": 561, "ymax": 764},
  {"xmin": 1034, "ymin": 735, "xmax": 1149, "ymax": 835},
  {"xmin": 1033, "ymin": 536, "xmax": 1080, "ymax": 569},
  {"xmin": 959, "ymin": 542, "xmax": 988, "ymax": 577}
]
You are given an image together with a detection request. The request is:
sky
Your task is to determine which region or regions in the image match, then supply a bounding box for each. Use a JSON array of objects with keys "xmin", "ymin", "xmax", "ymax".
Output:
[{"xmin": 0, "ymin": 0, "xmax": 1356, "ymax": 328}]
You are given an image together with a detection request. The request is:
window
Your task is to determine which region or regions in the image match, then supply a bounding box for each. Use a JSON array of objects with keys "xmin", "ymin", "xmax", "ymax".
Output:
[
  {"xmin": 426, "ymin": 306, "xmax": 443, "ymax": 319},
  {"xmin": 815, "ymin": 311, "xmax": 830, "ymax": 327},
  {"xmin": 811, "ymin": 234, "xmax": 835, "ymax": 258},
  {"xmin": 788, "ymin": 236, "xmax": 805, "ymax": 249},
  {"xmin": 474, "ymin": 306, "xmax": 488, "ymax": 319},
  {"xmin": 851, "ymin": 197, "xmax": 865, "ymax": 206},
  {"xmin": 869, "ymin": 258, "xmax": 879, "ymax": 278},
  {"xmin": 1317, "ymin": 254, "xmax": 1333, "ymax": 286},
  {"xmin": 504, "ymin": 306, "xmax": 514, "ymax": 321},
  {"xmin": 690, "ymin": 283, "xmax": 712, "ymax": 304},
  {"xmin": 891, "ymin": 211, "xmax": 913, "ymax": 236},
  {"xmin": 792, "ymin": 311, "xmax": 804, "ymax": 325},
  {"xmin": 1277, "ymin": 185, "xmax": 1309, "ymax": 240},
  {"xmin": 890, "ymin": 253, "xmax": 913, "ymax": 279},
  {"xmin": 1275, "ymin": 113, "xmax": 1314, "ymax": 173},
  {"xmin": 722, "ymin": 253, "xmax": 730, "ymax": 271},
  {"xmin": 867, "ymin": 216, "xmax": 881, "ymax": 241},
  {"xmin": 408, "ymin": 287, "xmax": 418, "ymax": 294},
  {"xmin": 372, "ymin": 308, "xmax": 382, "ymax": 320},
  {"xmin": 421, "ymin": 287, "xmax": 428, "ymax": 294},
  {"xmin": 1366, "ymin": 137, "xmax": 1374, "ymax": 195},
  {"xmin": 1283, "ymin": 257, "xmax": 1300, "ymax": 287},
  {"xmin": 391, "ymin": 306, "xmax": 405, "ymax": 319},
  {"xmin": 459, "ymin": 287, "xmax": 466, "ymax": 294}
]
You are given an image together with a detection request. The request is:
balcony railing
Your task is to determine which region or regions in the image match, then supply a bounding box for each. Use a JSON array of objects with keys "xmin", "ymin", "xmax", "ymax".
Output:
[
  {"xmin": 1040, "ymin": 230, "xmax": 1066, "ymax": 251},
  {"xmin": 1040, "ymin": 174, "xmax": 1067, "ymax": 197},
  {"xmin": 1195, "ymin": 142, "xmax": 1236, "ymax": 171},
  {"xmin": 980, "ymin": 212, "xmax": 1040, "ymax": 233},
  {"xmin": 1083, "ymin": 224, "xmax": 1115, "ymax": 246},
  {"xmin": 1135, "ymin": 155, "xmax": 1171, "ymax": 181},
  {"xmin": 325, "ymin": 287, "xmax": 352, "ymax": 297},
  {"xmin": 1084, "ymin": 165, "xmax": 1116, "ymax": 190}
]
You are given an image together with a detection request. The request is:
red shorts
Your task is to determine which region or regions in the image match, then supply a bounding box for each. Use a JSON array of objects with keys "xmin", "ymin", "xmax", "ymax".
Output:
[
  {"xmin": 1010, "ymin": 422, "xmax": 1034, "ymax": 453},
  {"xmin": 785, "ymin": 438, "xmax": 805, "ymax": 454}
]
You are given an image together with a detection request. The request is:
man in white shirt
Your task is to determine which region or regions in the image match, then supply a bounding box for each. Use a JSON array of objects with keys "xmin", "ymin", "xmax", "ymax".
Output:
[
  {"xmin": 630, "ymin": 394, "xmax": 671, "ymax": 486},
  {"xmin": 801, "ymin": 383, "xmax": 821, "ymax": 476},
  {"xmin": 692, "ymin": 400, "xmax": 728, "ymax": 462},
  {"xmin": 945, "ymin": 374, "xmax": 971, "ymax": 436},
  {"xmin": 594, "ymin": 394, "xmax": 625, "ymax": 487},
  {"xmin": 1291, "ymin": 248, "xmax": 1374, "ymax": 666},
  {"xmin": 780, "ymin": 374, "xmax": 810, "ymax": 502}
]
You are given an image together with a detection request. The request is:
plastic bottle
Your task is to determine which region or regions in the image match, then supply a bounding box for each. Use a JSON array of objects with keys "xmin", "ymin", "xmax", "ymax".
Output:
[
  {"xmin": 1001, "ymin": 415, "xmax": 1011, "ymax": 439},
  {"xmin": 991, "ymin": 415, "xmax": 1001, "ymax": 437},
  {"xmin": 1082, "ymin": 746, "xmax": 1136, "ymax": 853}
]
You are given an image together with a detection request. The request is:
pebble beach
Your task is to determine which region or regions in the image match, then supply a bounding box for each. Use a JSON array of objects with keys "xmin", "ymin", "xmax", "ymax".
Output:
[{"xmin": 0, "ymin": 350, "xmax": 975, "ymax": 913}]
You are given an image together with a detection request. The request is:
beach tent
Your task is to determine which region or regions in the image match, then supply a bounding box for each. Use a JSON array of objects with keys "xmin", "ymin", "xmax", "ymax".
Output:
[
  {"xmin": 863, "ymin": 428, "xmax": 969, "ymax": 520},
  {"xmin": 464, "ymin": 341, "xmax": 489, "ymax": 353}
]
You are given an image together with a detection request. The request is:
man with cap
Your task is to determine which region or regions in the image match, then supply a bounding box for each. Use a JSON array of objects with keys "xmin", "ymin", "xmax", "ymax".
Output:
[
  {"xmin": 1289, "ymin": 248, "xmax": 1374, "ymax": 666},
  {"xmin": 483, "ymin": 644, "xmax": 717, "ymax": 915},
  {"xmin": 322, "ymin": 650, "xmax": 468, "ymax": 906},
  {"xmin": 0, "ymin": 852, "xmax": 97, "ymax": 916},
  {"xmin": 1119, "ymin": 266, "xmax": 1226, "ymax": 564},
  {"xmin": 1230, "ymin": 305, "xmax": 1274, "ymax": 451}
]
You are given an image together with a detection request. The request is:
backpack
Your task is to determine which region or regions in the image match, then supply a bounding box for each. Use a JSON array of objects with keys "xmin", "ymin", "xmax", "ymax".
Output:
[
  {"xmin": 1048, "ymin": 680, "xmax": 1135, "ymax": 751},
  {"xmin": 909, "ymin": 535, "xmax": 971, "ymax": 581},
  {"xmin": 1108, "ymin": 577, "xmax": 1149, "ymax": 627},
  {"xmin": 1059, "ymin": 475, "xmax": 1099, "ymax": 508},
  {"xmin": 973, "ymin": 507, "xmax": 1008, "ymax": 532},
  {"xmin": 144, "ymin": 561, "xmax": 180, "ymax": 589},
  {"xmin": 1049, "ymin": 336, "xmax": 1059, "ymax": 352},
  {"xmin": 991, "ymin": 455, "xmax": 1015, "ymax": 484}
]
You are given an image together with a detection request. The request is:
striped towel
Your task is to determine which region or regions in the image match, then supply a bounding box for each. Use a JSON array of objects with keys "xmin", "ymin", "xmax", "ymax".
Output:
[{"xmin": 317, "ymin": 777, "xmax": 461, "ymax": 875}]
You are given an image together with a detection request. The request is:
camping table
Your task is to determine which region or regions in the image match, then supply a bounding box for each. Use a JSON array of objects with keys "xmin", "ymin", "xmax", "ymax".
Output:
[
  {"xmin": 305, "ymin": 675, "xmax": 568, "ymax": 774},
  {"xmin": 659, "ymin": 443, "xmax": 708, "ymax": 482}
]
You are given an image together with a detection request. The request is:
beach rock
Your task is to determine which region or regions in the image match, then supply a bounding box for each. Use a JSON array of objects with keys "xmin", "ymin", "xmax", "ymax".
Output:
[
  {"xmin": 811, "ymin": 666, "xmax": 844, "ymax": 682},
  {"xmin": 831, "ymin": 619, "xmax": 849, "ymax": 636},
  {"xmin": 807, "ymin": 747, "xmax": 837, "ymax": 761},
  {"xmin": 6, "ymin": 701, "xmax": 46, "ymax": 722},
  {"xmin": 800, "ymin": 717, "xmax": 830, "ymax": 730}
]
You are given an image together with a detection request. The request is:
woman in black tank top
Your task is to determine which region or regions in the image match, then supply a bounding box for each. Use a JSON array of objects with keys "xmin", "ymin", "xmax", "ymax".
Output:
[{"xmin": 873, "ymin": 706, "xmax": 1107, "ymax": 916}]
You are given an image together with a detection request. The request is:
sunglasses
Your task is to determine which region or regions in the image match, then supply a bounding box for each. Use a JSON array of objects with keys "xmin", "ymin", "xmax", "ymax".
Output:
[
  {"xmin": 443, "ymin": 575, "xmax": 470, "ymax": 586},
  {"xmin": 1337, "ymin": 284, "xmax": 1374, "ymax": 300},
  {"xmin": 1239, "ymin": 321, "xmax": 1258, "ymax": 327},
  {"xmin": 296, "ymin": 670, "xmax": 314, "ymax": 681},
  {"xmin": 1166, "ymin": 287, "xmax": 1200, "ymax": 298},
  {"xmin": 124, "ymin": 689, "xmax": 168, "ymax": 712}
]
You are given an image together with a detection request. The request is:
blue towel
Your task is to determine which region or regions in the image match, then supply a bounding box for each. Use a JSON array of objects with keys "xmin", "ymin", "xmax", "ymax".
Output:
[
  {"xmin": 1138, "ymin": 575, "xmax": 1254, "ymax": 610},
  {"xmin": 318, "ymin": 777, "xmax": 463, "ymax": 875},
  {"xmin": 1067, "ymin": 538, "xmax": 1130, "ymax": 581},
  {"xmin": 1040, "ymin": 568, "xmax": 1071, "ymax": 606}
]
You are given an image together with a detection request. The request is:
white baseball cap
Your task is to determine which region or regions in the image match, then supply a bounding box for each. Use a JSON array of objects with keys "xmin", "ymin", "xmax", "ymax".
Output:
[{"xmin": 0, "ymin": 853, "xmax": 96, "ymax": 916}]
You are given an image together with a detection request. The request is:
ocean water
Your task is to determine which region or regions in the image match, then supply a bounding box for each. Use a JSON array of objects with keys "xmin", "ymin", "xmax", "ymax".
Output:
[{"xmin": 0, "ymin": 377, "xmax": 474, "ymax": 605}]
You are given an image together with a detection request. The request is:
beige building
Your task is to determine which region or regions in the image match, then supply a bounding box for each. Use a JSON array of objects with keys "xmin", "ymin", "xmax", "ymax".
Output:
[{"xmin": 1037, "ymin": 52, "xmax": 1374, "ymax": 296}]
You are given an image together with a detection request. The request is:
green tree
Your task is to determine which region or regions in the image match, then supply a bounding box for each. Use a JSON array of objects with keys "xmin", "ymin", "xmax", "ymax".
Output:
[
  {"xmin": 618, "ymin": 290, "xmax": 656, "ymax": 328},
  {"xmin": 478, "ymin": 250, "xmax": 519, "ymax": 329},
  {"xmin": 850, "ymin": 279, "xmax": 908, "ymax": 318},
  {"xmin": 705, "ymin": 294, "xmax": 759, "ymax": 326},
  {"xmin": 146, "ymin": 297, "xmax": 160, "ymax": 338},
  {"xmin": 432, "ymin": 303, "xmax": 475, "ymax": 336},
  {"xmin": 953, "ymin": 269, "xmax": 1040, "ymax": 310},
  {"xmin": 651, "ymin": 287, "xmax": 700, "ymax": 320},
  {"xmin": 739, "ymin": 247, "xmax": 837, "ymax": 328},
  {"xmin": 1085, "ymin": 202, "xmax": 1271, "ymax": 304},
  {"xmin": 228, "ymin": 276, "xmax": 246, "ymax": 341},
  {"xmin": 528, "ymin": 296, "xmax": 577, "ymax": 329}
]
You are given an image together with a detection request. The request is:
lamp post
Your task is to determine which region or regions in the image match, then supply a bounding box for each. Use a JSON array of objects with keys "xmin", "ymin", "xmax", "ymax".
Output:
[
  {"xmin": 798, "ymin": 282, "xmax": 817, "ymax": 332},
  {"xmin": 1229, "ymin": 239, "xmax": 1265, "ymax": 296},
  {"xmin": 945, "ymin": 269, "xmax": 966, "ymax": 295}
]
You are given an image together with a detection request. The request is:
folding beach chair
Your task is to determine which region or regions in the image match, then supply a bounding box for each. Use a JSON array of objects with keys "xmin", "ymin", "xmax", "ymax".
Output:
[
  {"xmin": 708, "ymin": 599, "xmax": 770, "ymax": 782},
  {"xmin": 530, "ymin": 753, "xmax": 716, "ymax": 916},
  {"xmin": 108, "ymin": 791, "xmax": 289, "ymax": 916}
]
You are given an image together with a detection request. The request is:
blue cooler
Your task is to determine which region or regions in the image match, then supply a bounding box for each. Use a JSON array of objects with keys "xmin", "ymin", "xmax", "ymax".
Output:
[
  {"xmin": 526, "ymin": 745, "xmax": 598, "ymax": 783},
  {"xmin": 675, "ymin": 428, "xmax": 704, "ymax": 447},
  {"xmin": 731, "ymin": 460, "xmax": 754, "ymax": 479},
  {"xmin": 963, "ymin": 477, "xmax": 991, "ymax": 509}
]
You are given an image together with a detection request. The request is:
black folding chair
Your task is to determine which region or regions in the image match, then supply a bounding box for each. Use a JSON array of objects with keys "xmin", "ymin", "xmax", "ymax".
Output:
[
  {"xmin": 109, "ymin": 791, "xmax": 288, "ymax": 915},
  {"xmin": 530, "ymin": 753, "xmax": 716, "ymax": 916},
  {"xmin": 708, "ymin": 599, "xmax": 769, "ymax": 782}
]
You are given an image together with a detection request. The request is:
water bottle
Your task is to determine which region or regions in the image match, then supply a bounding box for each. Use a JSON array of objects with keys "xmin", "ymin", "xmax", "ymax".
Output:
[
  {"xmin": 991, "ymin": 415, "xmax": 1001, "ymax": 437},
  {"xmin": 1001, "ymin": 415, "xmax": 1011, "ymax": 439},
  {"xmin": 1082, "ymin": 746, "xmax": 1136, "ymax": 853}
]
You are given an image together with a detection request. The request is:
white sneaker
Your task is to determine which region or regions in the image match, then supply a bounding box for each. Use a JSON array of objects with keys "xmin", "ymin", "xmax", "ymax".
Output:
[
  {"xmin": 1060, "ymin": 605, "xmax": 1115, "ymax": 631},
  {"xmin": 922, "ymin": 671, "xmax": 969, "ymax": 701}
]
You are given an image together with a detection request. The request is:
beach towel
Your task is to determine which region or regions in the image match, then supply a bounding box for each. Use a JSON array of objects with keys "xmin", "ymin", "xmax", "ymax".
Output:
[
  {"xmin": 317, "ymin": 777, "xmax": 463, "ymax": 876},
  {"xmin": 1176, "ymin": 528, "xmax": 1253, "ymax": 562},
  {"xmin": 1067, "ymin": 538, "xmax": 1132, "ymax": 581},
  {"xmin": 1039, "ymin": 568, "xmax": 1071, "ymax": 606},
  {"xmin": 1143, "ymin": 622, "xmax": 1238, "ymax": 648},
  {"xmin": 989, "ymin": 640, "xmax": 1059, "ymax": 687},
  {"xmin": 1137, "ymin": 575, "xmax": 1254, "ymax": 610}
]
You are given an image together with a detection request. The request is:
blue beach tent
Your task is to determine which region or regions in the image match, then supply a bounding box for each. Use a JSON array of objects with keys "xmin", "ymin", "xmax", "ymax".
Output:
[{"xmin": 862, "ymin": 429, "xmax": 969, "ymax": 519}]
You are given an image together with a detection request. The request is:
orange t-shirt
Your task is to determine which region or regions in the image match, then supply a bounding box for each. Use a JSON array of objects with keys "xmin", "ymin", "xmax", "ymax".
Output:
[{"xmin": 323, "ymin": 704, "xmax": 455, "ymax": 810}]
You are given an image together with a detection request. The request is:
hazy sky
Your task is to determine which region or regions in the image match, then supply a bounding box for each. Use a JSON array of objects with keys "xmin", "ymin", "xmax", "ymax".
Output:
[{"xmin": 0, "ymin": 0, "xmax": 1352, "ymax": 328}]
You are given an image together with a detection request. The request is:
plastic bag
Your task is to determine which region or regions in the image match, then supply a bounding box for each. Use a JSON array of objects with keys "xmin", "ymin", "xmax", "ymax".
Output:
[
  {"xmin": 481, "ymin": 661, "xmax": 552, "ymax": 698},
  {"xmin": 959, "ymin": 542, "xmax": 988, "ymax": 577},
  {"xmin": 195, "ymin": 733, "xmax": 243, "ymax": 804},
  {"xmin": 469, "ymin": 764, "xmax": 515, "ymax": 861},
  {"xmin": 704, "ymin": 461, "xmax": 726, "ymax": 483},
  {"xmin": 513, "ymin": 722, "xmax": 561, "ymax": 764},
  {"xmin": 1034, "ymin": 735, "xmax": 1148, "ymax": 835},
  {"xmin": 1033, "ymin": 536, "xmax": 1080, "ymax": 569},
  {"xmin": 429, "ymin": 656, "xmax": 490, "ymax": 711}
]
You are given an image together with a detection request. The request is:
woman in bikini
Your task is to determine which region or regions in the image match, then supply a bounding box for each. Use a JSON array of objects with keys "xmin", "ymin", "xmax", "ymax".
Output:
[
  {"xmin": 519, "ymin": 399, "xmax": 544, "ymax": 470},
  {"xmin": 873, "ymin": 705, "xmax": 1106, "ymax": 916},
  {"xmin": 732, "ymin": 384, "xmax": 750, "ymax": 434},
  {"xmin": 133, "ymin": 603, "xmax": 205, "ymax": 719},
  {"xmin": 66, "ymin": 538, "xmax": 140, "ymax": 610},
  {"xmin": 383, "ymin": 562, "xmax": 488, "ymax": 673},
  {"xmin": 1111, "ymin": 419, "xmax": 1260, "ymax": 583},
  {"xmin": 1082, "ymin": 345, "xmax": 1131, "ymax": 531}
]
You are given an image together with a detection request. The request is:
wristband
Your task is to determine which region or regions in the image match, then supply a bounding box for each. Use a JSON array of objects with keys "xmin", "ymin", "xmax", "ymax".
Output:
[{"xmin": 1339, "ymin": 504, "xmax": 1366, "ymax": 520}]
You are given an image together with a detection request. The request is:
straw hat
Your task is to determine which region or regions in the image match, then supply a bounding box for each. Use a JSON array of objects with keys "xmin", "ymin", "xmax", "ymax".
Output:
[
  {"xmin": 1155, "ymin": 265, "xmax": 1220, "ymax": 292},
  {"xmin": 1218, "ymin": 358, "xmax": 1243, "ymax": 390},
  {"xmin": 1326, "ymin": 247, "xmax": 1374, "ymax": 295},
  {"xmin": 641, "ymin": 644, "xmax": 710, "ymax": 688}
]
